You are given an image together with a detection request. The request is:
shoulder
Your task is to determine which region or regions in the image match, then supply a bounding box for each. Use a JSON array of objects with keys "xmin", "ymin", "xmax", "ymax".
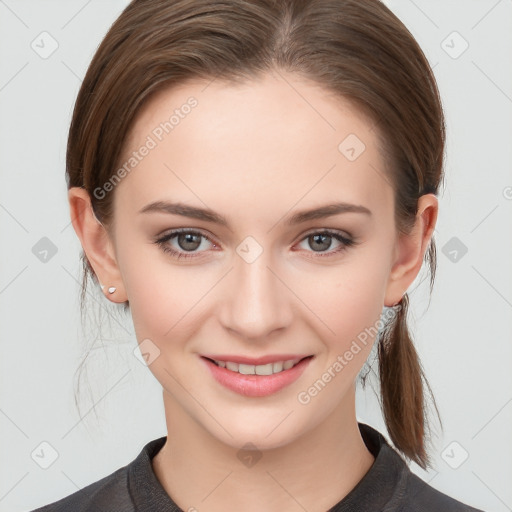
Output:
[
  {"xmin": 28, "ymin": 435, "xmax": 168, "ymax": 512},
  {"xmin": 28, "ymin": 435, "xmax": 180, "ymax": 512},
  {"xmin": 395, "ymin": 469, "xmax": 485, "ymax": 512},
  {"xmin": 356, "ymin": 423, "xmax": 485, "ymax": 512},
  {"xmin": 28, "ymin": 466, "xmax": 133, "ymax": 512}
]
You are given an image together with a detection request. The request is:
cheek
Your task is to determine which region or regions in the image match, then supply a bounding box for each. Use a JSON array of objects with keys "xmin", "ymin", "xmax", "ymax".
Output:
[
  {"xmin": 294, "ymin": 254, "xmax": 389, "ymax": 364},
  {"xmin": 305, "ymin": 261, "xmax": 386, "ymax": 327},
  {"xmin": 116, "ymin": 236, "xmax": 204, "ymax": 340}
]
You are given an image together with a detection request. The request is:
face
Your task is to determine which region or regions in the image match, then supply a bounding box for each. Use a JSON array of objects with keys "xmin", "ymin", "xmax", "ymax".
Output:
[{"xmin": 100, "ymin": 70, "xmax": 404, "ymax": 450}]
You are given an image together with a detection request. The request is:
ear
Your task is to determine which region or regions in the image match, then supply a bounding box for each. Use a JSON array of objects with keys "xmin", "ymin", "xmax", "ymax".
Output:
[
  {"xmin": 68, "ymin": 187, "xmax": 127, "ymax": 303},
  {"xmin": 384, "ymin": 193, "xmax": 438, "ymax": 307}
]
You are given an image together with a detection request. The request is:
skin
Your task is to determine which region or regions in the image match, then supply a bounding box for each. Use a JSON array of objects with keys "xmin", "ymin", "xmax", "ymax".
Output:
[{"xmin": 69, "ymin": 69, "xmax": 438, "ymax": 512}]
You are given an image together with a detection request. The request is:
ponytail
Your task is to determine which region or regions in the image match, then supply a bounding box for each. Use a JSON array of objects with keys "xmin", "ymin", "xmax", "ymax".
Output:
[{"xmin": 378, "ymin": 292, "xmax": 442, "ymax": 470}]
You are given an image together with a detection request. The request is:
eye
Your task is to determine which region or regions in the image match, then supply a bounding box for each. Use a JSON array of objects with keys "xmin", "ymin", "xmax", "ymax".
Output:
[
  {"xmin": 295, "ymin": 229, "xmax": 357, "ymax": 258},
  {"xmin": 154, "ymin": 228, "xmax": 358, "ymax": 260},
  {"xmin": 154, "ymin": 229, "xmax": 217, "ymax": 260}
]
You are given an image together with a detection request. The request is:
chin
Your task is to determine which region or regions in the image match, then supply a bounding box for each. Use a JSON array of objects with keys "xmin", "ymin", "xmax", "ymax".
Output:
[{"xmin": 203, "ymin": 410, "xmax": 311, "ymax": 452}]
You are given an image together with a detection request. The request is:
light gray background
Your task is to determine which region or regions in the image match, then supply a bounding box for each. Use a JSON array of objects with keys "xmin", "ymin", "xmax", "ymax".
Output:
[{"xmin": 0, "ymin": 1, "xmax": 511, "ymax": 511}]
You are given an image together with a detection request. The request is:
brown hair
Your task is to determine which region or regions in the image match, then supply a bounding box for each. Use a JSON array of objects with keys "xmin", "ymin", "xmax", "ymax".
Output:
[{"xmin": 67, "ymin": 0, "xmax": 445, "ymax": 469}]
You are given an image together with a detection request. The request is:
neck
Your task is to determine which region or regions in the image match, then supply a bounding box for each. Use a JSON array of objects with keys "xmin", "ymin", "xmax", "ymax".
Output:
[{"xmin": 152, "ymin": 385, "xmax": 375, "ymax": 512}]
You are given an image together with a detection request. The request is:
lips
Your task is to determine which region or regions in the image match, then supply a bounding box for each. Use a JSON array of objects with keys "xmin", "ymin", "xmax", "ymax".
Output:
[{"xmin": 200, "ymin": 355, "xmax": 314, "ymax": 397}]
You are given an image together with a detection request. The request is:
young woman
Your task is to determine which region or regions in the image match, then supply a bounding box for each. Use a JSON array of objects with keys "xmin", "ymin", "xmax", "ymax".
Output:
[{"xmin": 31, "ymin": 0, "xmax": 485, "ymax": 510}]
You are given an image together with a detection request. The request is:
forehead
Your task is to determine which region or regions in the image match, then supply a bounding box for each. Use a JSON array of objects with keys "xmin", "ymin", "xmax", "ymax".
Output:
[{"xmin": 114, "ymin": 71, "xmax": 393, "ymax": 222}]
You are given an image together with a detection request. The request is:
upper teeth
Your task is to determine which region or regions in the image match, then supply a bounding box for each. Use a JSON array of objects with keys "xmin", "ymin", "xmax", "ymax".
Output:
[{"xmin": 214, "ymin": 358, "xmax": 302, "ymax": 375}]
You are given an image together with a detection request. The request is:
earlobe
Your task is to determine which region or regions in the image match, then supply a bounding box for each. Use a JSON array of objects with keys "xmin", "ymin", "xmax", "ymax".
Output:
[
  {"xmin": 68, "ymin": 187, "xmax": 127, "ymax": 303},
  {"xmin": 384, "ymin": 194, "xmax": 438, "ymax": 307}
]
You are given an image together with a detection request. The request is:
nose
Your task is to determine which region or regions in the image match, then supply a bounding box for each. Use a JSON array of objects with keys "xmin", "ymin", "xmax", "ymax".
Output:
[{"xmin": 219, "ymin": 248, "xmax": 293, "ymax": 341}]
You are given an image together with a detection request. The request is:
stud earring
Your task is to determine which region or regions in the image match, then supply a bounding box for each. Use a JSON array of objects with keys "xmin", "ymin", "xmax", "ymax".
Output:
[{"xmin": 100, "ymin": 284, "xmax": 116, "ymax": 294}]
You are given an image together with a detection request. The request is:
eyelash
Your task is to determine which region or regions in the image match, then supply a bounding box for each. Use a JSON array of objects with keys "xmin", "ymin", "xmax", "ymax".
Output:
[{"xmin": 154, "ymin": 228, "xmax": 358, "ymax": 261}]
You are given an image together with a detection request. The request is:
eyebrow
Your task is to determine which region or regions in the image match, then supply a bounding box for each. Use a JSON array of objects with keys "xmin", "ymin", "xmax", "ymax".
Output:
[{"xmin": 138, "ymin": 200, "xmax": 372, "ymax": 227}]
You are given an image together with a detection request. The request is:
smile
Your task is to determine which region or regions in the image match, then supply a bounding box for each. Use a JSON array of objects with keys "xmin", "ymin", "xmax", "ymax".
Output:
[
  {"xmin": 201, "ymin": 355, "xmax": 314, "ymax": 397},
  {"xmin": 209, "ymin": 358, "xmax": 303, "ymax": 375}
]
